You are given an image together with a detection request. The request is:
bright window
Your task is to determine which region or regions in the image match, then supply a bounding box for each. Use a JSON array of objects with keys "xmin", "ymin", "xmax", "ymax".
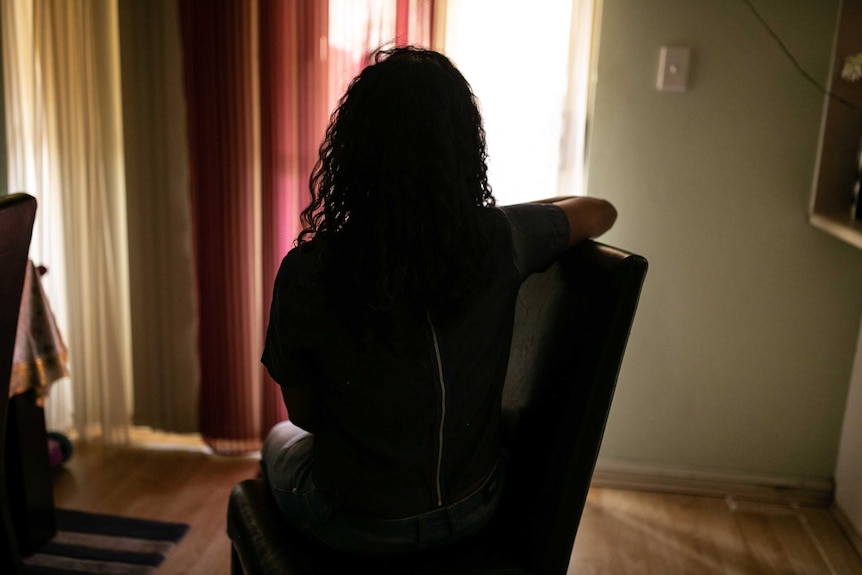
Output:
[{"xmin": 443, "ymin": 0, "xmax": 595, "ymax": 205}]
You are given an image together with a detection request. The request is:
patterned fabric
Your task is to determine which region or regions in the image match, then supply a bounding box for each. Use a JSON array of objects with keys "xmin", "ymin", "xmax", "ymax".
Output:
[{"xmin": 9, "ymin": 261, "xmax": 68, "ymax": 403}]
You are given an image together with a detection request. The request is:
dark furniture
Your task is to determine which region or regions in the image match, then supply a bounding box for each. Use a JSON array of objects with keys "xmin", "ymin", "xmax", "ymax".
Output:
[
  {"xmin": 1, "ymin": 193, "xmax": 38, "ymax": 574},
  {"xmin": 6, "ymin": 386, "xmax": 56, "ymax": 556},
  {"xmin": 227, "ymin": 240, "xmax": 648, "ymax": 575}
]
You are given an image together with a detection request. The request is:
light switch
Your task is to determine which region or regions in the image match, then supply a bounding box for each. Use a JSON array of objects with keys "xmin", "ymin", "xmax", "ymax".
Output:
[{"xmin": 657, "ymin": 46, "xmax": 691, "ymax": 92}]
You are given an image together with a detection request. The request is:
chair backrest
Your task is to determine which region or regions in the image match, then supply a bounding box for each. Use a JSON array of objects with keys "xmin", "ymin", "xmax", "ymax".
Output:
[
  {"xmin": 226, "ymin": 238, "xmax": 646, "ymax": 575},
  {"xmin": 498, "ymin": 239, "xmax": 647, "ymax": 574},
  {"xmin": 0, "ymin": 192, "xmax": 37, "ymax": 573}
]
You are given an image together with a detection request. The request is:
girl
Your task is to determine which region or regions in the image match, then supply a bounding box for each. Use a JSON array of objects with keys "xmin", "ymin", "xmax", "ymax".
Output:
[{"xmin": 261, "ymin": 46, "xmax": 616, "ymax": 555}]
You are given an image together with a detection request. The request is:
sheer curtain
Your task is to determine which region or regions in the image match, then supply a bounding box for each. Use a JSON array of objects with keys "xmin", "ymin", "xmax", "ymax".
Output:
[
  {"xmin": 2, "ymin": 0, "xmax": 133, "ymax": 443},
  {"xmin": 557, "ymin": 0, "xmax": 597, "ymax": 198},
  {"xmin": 2, "ymin": 0, "xmax": 73, "ymax": 431}
]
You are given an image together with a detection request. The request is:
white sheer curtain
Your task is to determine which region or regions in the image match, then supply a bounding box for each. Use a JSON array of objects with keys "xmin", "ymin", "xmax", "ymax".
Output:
[
  {"xmin": 1, "ymin": 0, "xmax": 73, "ymax": 430},
  {"xmin": 2, "ymin": 0, "xmax": 133, "ymax": 443},
  {"xmin": 557, "ymin": 0, "xmax": 596, "ymax": 198}
]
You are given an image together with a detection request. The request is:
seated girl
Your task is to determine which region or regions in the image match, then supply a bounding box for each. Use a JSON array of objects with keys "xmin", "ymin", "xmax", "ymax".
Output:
[{"xmin": 261, "ymin": 46, "xmax": 617, "ymax": 555}]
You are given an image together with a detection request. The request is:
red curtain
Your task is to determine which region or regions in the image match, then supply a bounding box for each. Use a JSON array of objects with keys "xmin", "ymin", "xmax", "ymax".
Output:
[
  {"xmin": 179, "ymin": 0, "xmax": 434, "ymax": 454},
  {"xmin": 258, "ymin": 0, "xmax": 330, "ymax": 437},
  {"xmin": 178, "ymin": 0, "xmax": 261, "ymax": 454}
]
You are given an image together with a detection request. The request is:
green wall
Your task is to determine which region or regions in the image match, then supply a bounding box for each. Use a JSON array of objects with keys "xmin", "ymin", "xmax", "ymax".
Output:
[{"xmin": 590, "ymin": 0, "xmax": 862, "ymax": 481}]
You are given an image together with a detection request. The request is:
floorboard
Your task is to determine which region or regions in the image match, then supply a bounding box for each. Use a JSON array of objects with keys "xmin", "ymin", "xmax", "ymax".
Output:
[
  {"xmin": 47, "ymin": 436, "xmax": 862, "ymax": 575},
  {"xmin": 51, "ymin": 436, "xmax": 259, "ymax": 575},
  {"xmin": 569, "ymin": 489, "xmax": 862, "ymax": 574}
]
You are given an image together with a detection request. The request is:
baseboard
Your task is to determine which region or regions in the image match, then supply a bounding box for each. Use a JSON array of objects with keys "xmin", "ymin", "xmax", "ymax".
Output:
[
  {"xmin": 591, "ymin": 459, "xmax": 834, "ymax": 507},
  {"xmin": 830, "ymin": 504, "xmax": 862, "ymax": 558}
]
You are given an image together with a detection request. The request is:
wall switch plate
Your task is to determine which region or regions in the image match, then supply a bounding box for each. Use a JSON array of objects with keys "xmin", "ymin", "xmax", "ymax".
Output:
[{"xmin": 657, "ymin": 46, "xmax": 691, "ymax": 92}]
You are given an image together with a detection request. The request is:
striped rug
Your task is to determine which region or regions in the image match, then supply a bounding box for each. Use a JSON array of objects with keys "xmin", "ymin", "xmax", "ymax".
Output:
[{"xmin": 23, "ymin": 509, "xmax": 189, "ymax": 575}]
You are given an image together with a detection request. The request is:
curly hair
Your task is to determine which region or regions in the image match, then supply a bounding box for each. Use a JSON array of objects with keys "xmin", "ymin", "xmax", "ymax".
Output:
[{"xmin": 299, "ymin": 46, "xmax": 496, "ymax": 329}]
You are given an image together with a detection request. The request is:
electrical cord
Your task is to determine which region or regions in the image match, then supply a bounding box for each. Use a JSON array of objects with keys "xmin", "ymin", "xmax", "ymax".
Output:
[{"xmin": 741, "ymin": 0, "xmax": 860, "ymax": 112}]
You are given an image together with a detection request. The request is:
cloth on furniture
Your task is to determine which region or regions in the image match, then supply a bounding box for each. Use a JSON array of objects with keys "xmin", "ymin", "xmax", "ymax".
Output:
[{"xmin": 9, "ymin": 261, "xmax": 68, "ymax": 403}]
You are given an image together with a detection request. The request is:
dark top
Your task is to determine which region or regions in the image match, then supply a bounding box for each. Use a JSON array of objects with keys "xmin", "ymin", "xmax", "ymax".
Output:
[{"xmin": 262, "ymin": 203, "xmax": 569, "ymax": 519}]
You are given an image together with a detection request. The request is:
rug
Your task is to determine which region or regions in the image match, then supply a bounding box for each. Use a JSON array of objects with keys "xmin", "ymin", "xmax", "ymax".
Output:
[{"xmin": 23, "ymin": 509, "xmax": 189, "ymax": 575}]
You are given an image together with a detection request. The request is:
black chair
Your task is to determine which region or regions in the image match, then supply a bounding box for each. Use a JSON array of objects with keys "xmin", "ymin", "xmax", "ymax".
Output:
[
  {"xmin": 228, "ymin": 240, "xmax": 648, "ymax": 575},
  {"xmin": 1, "ymin": 193, "xmax": 38, "ymax": 575}
]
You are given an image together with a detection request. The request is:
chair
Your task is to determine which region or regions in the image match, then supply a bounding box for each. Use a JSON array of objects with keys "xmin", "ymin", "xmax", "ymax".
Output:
[
  {"xmin": 0, "ymin": 193, "xmax": 38, "ymax": 575},
  {"xmin": 227, "ymin": 240, "xmax": 648, "ymax": 575}
]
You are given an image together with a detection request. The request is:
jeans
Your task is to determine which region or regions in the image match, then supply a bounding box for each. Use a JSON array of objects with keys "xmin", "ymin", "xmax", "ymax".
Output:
[{"xmin": 261, "ymin": 421, "xmax": 504, "ymax": 556}]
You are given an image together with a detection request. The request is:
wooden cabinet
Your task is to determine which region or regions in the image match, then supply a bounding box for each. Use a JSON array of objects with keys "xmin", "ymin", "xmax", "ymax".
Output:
[{"xmin": 810, "ymin": 0, "xmax": 862, "ymax": 249}]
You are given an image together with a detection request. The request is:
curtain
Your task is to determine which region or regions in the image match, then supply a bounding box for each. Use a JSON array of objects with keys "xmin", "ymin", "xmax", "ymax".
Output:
[
  {"xmin": 257, "ymin": 0, "xmax": 328, "ymax": 439},
  {"xmin": 179, "ymin": 0, "xmax": 433, "ymax": 453},
  {"xmin": 396, "ymin": 0, "xmax": 433, "ymax": 48},
  {"xmin": 2, "ymin": 0, "xmax": 133, "ymax": 443},
  {"xmin": 118, "ymin": 0, "xmax": 198, "ymax": 433},
  {"xmin": 178, "ymin": 0, "xmax": 261, "ymax": 454},
  {"xmin": 328, "ymin": 0, "xmax": 394, "ymax": 104},
  {"xmin": 2, "ymin": 0, "xmax": 433, "ymax": 448},
  {"xmin": 1, "ymin": 0, "xmax": 72, "ymax": 429},
  {"xmin": 557, "ymin": 0, "xmax": 596, "ymax": 197}
]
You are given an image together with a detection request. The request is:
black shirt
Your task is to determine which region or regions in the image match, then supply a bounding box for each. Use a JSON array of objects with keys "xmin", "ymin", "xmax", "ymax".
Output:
[{"xmin": 262, "ymin": 203, "xmax": 569, "ymax": 518}]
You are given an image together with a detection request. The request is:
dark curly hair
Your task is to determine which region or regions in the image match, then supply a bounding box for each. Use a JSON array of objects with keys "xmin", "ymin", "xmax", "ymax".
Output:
[{"xmin": 299, "ymin": 46, "xmax": 496, "ymax": 331}]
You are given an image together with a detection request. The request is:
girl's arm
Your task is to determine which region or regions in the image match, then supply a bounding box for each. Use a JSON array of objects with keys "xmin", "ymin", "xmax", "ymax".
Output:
[{"xmin": 532, "ymin": 196, "xmax": 618, "ymax": 247}]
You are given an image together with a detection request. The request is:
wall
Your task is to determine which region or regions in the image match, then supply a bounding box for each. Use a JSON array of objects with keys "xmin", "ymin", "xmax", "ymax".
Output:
[
  {"xmin": 836, "ymin": 318, "xmax": 862, "ymax": 534},
  {"xmin": 589, "ymin": 0, "xmax": 862, "ymax": 483}
]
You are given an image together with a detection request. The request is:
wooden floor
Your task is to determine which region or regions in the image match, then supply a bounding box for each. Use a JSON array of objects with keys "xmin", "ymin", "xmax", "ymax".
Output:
[
  {"xmin": 49, "ymin": 436, "xmax": 862, "ymax": 575},
  {"xmin": 571, "ymin": 489, "xmax": 862, "ymax": 575},
  {"xmin": 51, "ymin": 436, "xmax": 260, "ymax": 575}
]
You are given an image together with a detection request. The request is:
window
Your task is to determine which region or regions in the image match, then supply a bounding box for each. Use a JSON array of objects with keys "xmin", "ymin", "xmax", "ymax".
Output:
[{"xmin": 442, "ymin": 0, "xmax": 596, "ymax": 205}]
